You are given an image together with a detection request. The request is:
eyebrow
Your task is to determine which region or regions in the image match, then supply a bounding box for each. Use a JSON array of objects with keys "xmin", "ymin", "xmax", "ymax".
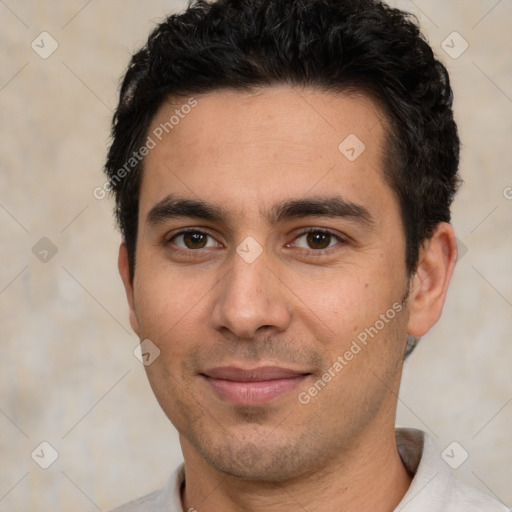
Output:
[{"xmin": 147, "ymin": 194, "xmax": 374, "ymax": 228}]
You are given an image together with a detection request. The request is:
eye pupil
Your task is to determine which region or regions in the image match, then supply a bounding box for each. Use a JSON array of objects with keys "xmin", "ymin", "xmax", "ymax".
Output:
[
  {"xmin": 184, "ymin": 232, "xmax": 207, "ymax": 249},
  {"xmin": 307, "ymin": 231, "xmax": 331, "ymax": 249}
]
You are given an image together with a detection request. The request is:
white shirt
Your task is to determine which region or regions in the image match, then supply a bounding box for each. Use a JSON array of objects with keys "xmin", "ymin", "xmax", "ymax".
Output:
[{"xmin": 110, "ymin": 428, "xmax": 509, "ymax": 511}]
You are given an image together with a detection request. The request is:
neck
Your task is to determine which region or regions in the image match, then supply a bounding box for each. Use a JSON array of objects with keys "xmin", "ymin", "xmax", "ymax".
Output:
[{"xmin": 180, "ymin": 424, "xmax": 412, "ymax": 512}]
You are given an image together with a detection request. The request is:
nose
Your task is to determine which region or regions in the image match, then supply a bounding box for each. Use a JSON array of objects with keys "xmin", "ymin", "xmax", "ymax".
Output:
[{"xmin": 210, "ymin": 245, "xmax": 292, "ymax": 340}]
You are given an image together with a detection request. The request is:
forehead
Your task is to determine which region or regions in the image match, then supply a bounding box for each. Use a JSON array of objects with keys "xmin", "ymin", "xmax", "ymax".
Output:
[{"xmin": 140, "ymin": 85, "xmax": 393, "ymax": 221}]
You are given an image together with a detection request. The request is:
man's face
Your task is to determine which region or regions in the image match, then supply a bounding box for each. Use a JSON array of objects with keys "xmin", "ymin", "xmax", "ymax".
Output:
[{"xmin": 123, "ymin": 86, "xmax": 412, "ymax": 481}]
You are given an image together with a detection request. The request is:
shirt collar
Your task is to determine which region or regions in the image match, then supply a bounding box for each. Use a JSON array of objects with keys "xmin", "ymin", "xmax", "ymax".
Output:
[
  {"xmin": 167, "ymin": 427, "xmax": 486, "ymax": 512},
  {"xmin": 394, "ymin": 427, "xmax": 452, "ymax": 511}
]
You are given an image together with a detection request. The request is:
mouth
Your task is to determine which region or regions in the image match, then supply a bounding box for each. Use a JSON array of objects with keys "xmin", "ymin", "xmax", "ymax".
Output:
[{"xmin": 200, "ymin": 366, "xmax": 311, "ymax": 406}]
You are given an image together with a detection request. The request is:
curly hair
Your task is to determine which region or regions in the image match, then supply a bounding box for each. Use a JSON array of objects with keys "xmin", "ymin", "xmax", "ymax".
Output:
[{"xmin": 104, "ymin": 0, "xmax": 460, "ymax": 280}]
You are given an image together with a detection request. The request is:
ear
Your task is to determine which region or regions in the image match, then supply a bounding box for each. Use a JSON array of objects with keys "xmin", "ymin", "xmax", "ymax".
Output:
[
  {"xmin": 407, "ymin": 222, "xmax": 458, "ymax": 337},
  {"xmin": 118, "ymin": 242, "xmax": 140, "ymax": 336}
]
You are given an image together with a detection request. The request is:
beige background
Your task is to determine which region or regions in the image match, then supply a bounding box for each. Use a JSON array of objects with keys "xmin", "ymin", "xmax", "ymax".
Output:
[{"xmin": 1, "ymin": 1, "xmax": 511, "ymax": 510}]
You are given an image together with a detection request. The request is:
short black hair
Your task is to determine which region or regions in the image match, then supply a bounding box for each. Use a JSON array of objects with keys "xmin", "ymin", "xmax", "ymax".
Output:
[{"xmin": 104, "ymin": 0, "xmax": 460, "ymax": 279}]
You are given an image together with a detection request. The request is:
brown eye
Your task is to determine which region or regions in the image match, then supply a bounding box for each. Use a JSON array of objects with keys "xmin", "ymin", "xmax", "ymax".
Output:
[
  {"xmin": 170, "ymin": 230, "xmax": 219, "ymax": 250},
  {"xmin": 293, "ymin": 229, "xmax": 343, "ymax": 251},
  {"xmin": 306, "ymin": 231, "xmax": 332, "ymax": 249},
  {"xmin": 182, "ymin": 232, "xmax": 207, "ymax": 249}
]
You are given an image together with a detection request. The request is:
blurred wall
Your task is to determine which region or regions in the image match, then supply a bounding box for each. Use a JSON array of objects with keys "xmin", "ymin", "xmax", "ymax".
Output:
[{"xmin": 1, "ymin": 1, "xmax": 511, "ymax": 510}]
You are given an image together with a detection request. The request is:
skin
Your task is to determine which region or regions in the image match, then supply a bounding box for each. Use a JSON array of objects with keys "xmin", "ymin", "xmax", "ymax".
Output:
[{"xmin": 118, "ymin": 85, "xmax": 457, "ymax": 512}]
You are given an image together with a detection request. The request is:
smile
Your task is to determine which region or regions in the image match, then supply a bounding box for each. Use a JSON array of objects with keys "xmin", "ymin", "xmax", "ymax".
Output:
[{"xmin": 201, "ymin": 366, "xmax": 311, "ymax": 405}]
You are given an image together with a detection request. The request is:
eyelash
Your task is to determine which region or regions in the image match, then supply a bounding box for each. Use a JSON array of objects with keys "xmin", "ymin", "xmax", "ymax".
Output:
[{"xmin": 165, "ymin": 227, "xmax": 346, "ymax": 256}]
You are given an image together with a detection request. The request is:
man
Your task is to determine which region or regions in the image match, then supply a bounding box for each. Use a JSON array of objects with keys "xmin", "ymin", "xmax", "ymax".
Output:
[{"xmin": 104, "ymin": 0, "xmax": 507, "ymax": 510}]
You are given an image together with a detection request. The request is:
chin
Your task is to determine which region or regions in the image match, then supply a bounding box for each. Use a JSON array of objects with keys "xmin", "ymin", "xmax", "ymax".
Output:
[{"xmin": 191, "ymin": 429, "xmax": 322, "ymax": 484}]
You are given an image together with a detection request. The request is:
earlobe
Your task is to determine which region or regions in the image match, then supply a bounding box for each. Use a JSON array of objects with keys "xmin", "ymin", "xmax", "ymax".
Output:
[
  {"xmin": 118, "ymin": 242, "xmax": 140, "ymax": 336},
  {"xmin": 406, "ymin": 223, "xmax": 458, "ymax": 337}
]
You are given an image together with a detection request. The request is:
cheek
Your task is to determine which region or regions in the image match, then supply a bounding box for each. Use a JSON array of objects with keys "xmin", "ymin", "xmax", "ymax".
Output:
[
  {"xmin": 310, "ymin": 272, "xmax": 405, "ymax": 360},
  {"xmin": 132, "ymin": 264, "xmax": 210, "ymax": 349},
  {"xmin": 286, "ymin": 272, "xmax": 387, "ymax": 348}
]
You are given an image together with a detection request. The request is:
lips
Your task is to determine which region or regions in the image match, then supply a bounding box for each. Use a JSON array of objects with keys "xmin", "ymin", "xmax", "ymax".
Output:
[{"xmin": 201, "ymin": 366, "xmax": 310, "ymax": 405}]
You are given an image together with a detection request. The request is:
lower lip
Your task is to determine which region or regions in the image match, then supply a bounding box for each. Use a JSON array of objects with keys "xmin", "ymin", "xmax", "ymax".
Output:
[{"xmin": 203, "ymin": 375, "xmax": 309, "ymax": 405}]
